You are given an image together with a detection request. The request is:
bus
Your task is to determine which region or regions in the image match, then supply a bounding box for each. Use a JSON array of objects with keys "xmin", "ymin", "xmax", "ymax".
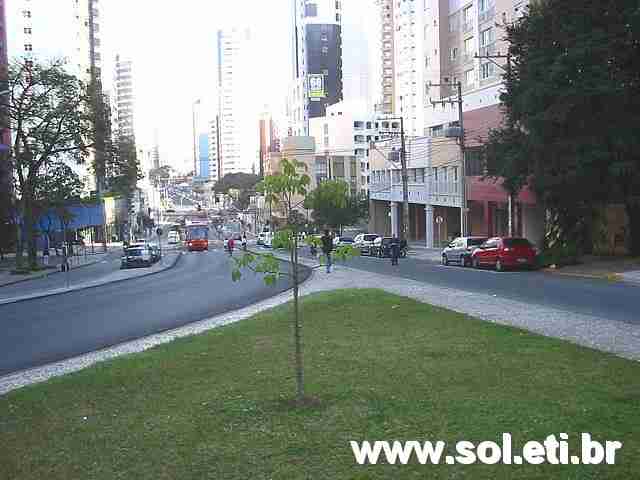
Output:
[{"xmin": 185, "ymin": 221, "xmax": 209, "ymax": 251}]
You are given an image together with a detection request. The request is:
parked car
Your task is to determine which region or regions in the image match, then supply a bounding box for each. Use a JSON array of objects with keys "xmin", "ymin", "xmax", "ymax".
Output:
[
  {"xmin": 120, "ymin": 246, "xmax": 153, "ymax": 269},
  {"xmin": 333, "ymin": 236, "xmax": 355, "ymax": 247},
  {"xmin": 372, "ymin": 237, "xmax": 408, "ymax": 258},
  {"xmin": 354, "ymin": 233, "xmax": 380, "ymax": 255},
  {"xmin": 441, "ymin": 236, "xmax": 488, "ymax": 267},
  {"xmin": 471, "ymin": 237, "xmax": 539, "ymax": 271}
]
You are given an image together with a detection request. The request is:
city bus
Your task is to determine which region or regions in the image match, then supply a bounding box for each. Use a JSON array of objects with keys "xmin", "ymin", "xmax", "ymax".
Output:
[{"xmin": 185, "ymin": 221, "xmax": 209, "ymax": 251}]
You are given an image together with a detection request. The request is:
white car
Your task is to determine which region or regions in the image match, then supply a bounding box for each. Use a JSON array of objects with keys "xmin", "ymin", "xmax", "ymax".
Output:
[{"xmin": 354, "ymin": 233, "xmax": 380, "ymax": 255}]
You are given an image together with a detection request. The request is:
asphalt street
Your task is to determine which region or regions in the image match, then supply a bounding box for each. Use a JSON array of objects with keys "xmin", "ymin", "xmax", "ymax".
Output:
[
  {"xmin": 322, "ymin": 249, "xmax": 640, "ymax": 325},
  {"xmin": 0, "ymin": 249, "xmax": 301, "ymax": 376}
]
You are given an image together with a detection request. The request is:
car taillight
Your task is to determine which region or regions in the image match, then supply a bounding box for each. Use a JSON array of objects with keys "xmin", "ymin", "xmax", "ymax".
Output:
[{"xmin": 503, "ymin": 247, "xmax": 512, "ymax": 252}]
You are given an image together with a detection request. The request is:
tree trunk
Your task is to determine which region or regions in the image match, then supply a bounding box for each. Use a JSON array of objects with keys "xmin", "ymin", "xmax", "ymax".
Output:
[
  {"xmin": 292, "ymin": 233, "xmax": 304, "ymax": 402},
  {"xmin": 626, "ymin": 201, "xmax": 640, "ymax": 257},
  {"xmin": 24, "ymin": 197, "xmax": 38, "ymax": 270}
]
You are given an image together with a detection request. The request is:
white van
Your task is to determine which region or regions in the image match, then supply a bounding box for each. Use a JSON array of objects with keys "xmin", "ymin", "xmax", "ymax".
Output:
[{"xmin": 168, "ymin": 231, "xmax": 180, "ymax": 244}]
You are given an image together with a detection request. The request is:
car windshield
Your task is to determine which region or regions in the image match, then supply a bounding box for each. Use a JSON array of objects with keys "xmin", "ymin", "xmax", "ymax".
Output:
[
  {"xmin": 468, "ymin": 238, "xmax": 487, "ymax": 246},
  {"xmin": 341, "ymin": 237, "xmax": 354, "ymax": 242},
  {"xmin": 125, "ymin": 249, "xmax": 143, "ymax": 257},
  {"xmin": 503, "ymin": 238, "xmax": 532, "ymax": 248},
  {"xmin": 187, "ymin": 227, "xmax": 209, "ymax": 240},
  {"xmin": 364, "ymin": 235, "xmax": 378, "ymax": 241}
]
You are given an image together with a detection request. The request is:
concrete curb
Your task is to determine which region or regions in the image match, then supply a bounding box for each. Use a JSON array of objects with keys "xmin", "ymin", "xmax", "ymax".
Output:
[{"xmin": 0, "ymin": 252, "xmax": 183, "ymax": 306}]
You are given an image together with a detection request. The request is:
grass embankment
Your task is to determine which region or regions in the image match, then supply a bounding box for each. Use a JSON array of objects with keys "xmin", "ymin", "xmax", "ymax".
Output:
[{"xmin": 1, "ymin": 289, "xmax": 638, "ymax": 479}]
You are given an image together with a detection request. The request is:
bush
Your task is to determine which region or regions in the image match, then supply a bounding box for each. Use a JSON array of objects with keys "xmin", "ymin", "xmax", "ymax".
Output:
[{"xmin": 540, "ymin": 242, "xmax": 580, "ymax": 268}]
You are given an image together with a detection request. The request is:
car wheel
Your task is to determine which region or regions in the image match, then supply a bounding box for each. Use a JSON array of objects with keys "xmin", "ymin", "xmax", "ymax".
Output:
[
  {"xmin": 496, "ymin": 258, "xmax": 503, "ymax": 272},
  {"xmin": 442, "ymin": 254, "xmax": 449, "ymax": 266},
  {"xmin": 472, "ymin": 257, "xmax": 480, "ymax": 269},
  {"xmin": 462, "ymin": 255, "xmax": 471, "ymax": 268},
  {"xmin": 378, "ymin": 249, "xmax": 383, "ymax": 258}
]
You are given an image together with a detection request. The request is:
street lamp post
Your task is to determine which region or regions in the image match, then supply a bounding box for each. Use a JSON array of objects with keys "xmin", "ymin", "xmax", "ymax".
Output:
[{"xmin": 192, "ymin": 99, "xmax": 201, "ymax": 178}]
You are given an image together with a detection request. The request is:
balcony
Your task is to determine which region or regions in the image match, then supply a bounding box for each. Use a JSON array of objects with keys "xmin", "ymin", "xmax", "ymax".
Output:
[
  {"xmin": 478, "ymin": 7, "xmax": 495, "ymax": 23},
  {"xmin": 462, "ymin": 21, "xmax": 473, "ymax": 33}
]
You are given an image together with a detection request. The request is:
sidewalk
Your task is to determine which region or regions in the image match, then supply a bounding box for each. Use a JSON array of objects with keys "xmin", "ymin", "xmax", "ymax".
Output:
[
  {"xmin": 0, "ymin": 248, "xmax": 115, "ymax": 288},
  {"xmin": 0, "ymin": 251, "xmax": 182, "ymax": 306},
  {"xmin": 543, "ymin": 255, "xmax": 640, "ymax": 284}
]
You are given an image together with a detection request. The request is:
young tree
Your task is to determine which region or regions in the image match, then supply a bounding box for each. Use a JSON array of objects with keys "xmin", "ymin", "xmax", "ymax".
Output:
[
  {"xmin": 232, "ymin": 158, "xmax": 357, "ymax": 404},
  {"xmin": 7, "ymin": 59, "xmax": 93, "ymax": 270}
]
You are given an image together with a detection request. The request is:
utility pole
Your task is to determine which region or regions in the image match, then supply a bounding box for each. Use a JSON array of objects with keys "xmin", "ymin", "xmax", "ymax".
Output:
[
  {"xmin": 376, "ymin": 115, "xmax": 410, "ymax": 241},
  {"xmin": 475, "ymin": 50, "xmax": 514, "ymax": 235},
  {"xmin": 429, "ymin": 81, "xmax": 467, "ymax": 236},
  {"xmin": 399, "ymin": 116, "xmax": 410, "ymax": 241}
]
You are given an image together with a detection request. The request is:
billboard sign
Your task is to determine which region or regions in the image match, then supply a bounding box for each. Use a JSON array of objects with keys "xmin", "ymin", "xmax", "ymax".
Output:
[{"xmin": 308, "ymin": 74, "xmax": 325, "ymax": 101}]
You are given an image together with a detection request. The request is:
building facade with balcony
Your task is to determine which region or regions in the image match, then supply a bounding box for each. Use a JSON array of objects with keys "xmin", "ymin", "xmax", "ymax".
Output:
[{"xmin": 308, "ymin": 100, "xmax": 381, "ymax": 196}]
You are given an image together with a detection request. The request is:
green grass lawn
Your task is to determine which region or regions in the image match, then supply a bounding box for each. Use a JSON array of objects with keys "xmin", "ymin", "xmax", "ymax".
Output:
[{"xmin": 1, "ymin": 289, "xmax": 638, "ymax": 479}]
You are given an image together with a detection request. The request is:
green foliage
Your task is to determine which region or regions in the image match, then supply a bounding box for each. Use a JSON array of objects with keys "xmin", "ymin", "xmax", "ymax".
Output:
[
  {"xmin": 213, "ymin": 173, "xmax": 261, "ymax": 210},
  {"xmin": 304, "ymin": 180, "xmax": 369, "ymax": 229},
  {"xmin": 484, "ymin": 0, "xmax": 640, "ymax": 254},
  {"xmin": 256, "ymin": 158, "xmax": 310, "ymax": 221},
  {"xmin": 106, "ymin": 136, "xmax": 142, "ymax": 201}
]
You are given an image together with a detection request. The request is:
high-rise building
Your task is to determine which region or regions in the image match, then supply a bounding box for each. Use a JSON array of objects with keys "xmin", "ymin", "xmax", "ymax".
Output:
[
  {"xmin": 288, "ymin": 0, "xmax": 343, "ymax": 136},
  {"xmin": 0, "ymin": 0, "xmax": 11, "ymax": 203},
  {"xmin": 377, "ymin": 0, "xmax": 395, "ymax": 115},
  {"xmin": 197, "ymin": 133, "xmax": 209, "ymax": 179},
  {"xmin": 217, "ymin": 27, "xmax": 260, "ymax": 176},
  {"xmin": 113, "ymin": 55, "xmax": 135, "ymax": 141}
]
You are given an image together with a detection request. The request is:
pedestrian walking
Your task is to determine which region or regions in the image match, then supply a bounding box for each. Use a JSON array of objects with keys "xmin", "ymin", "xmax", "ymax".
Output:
[
  {"xmin": 390, "ymin": 235, "xmax": 400, "ymax": 266},
  {"xmin": 321, "ymin": 229, "xmax": 333, "ymax": 273},
  {"xmin": 228, "ymin": 237, "xmax": 235, "ymax": 256},
  {"xmin": 241, "ymin": 233, "xmax": 247, "ymax": 252}
]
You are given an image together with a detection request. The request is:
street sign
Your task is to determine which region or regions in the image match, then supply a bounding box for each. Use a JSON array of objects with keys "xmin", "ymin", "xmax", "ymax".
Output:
[
  {"xmin": 435, "ymin": 215, "xmax": 444, "ymax": 224},
  {"xmin": 156, "ymin": 227, "xmax": 163, "ymax": 236}
]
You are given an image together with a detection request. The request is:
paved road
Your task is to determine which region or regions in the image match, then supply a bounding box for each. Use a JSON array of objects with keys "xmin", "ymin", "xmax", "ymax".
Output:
[
  {"xmin": 323, "ymin": 251, "xmax": 640, "ymax": 325},
  {"xmin": 0, "ymin": 249, "xmax": 301, "ymax": 376}
]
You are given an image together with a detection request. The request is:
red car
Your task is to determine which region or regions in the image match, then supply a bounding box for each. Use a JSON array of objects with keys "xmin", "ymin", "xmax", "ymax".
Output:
[{"xmin": 471, "ymin": 237, "xmax": 539, "ymax": 271}]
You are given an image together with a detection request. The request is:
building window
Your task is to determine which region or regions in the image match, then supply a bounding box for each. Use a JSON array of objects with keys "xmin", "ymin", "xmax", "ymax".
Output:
[
  {"xmin": 479, "ymin": 0, "xmax": 488, "ymax": 11},
  {"xmin": 464, "ymin": 37, "xmax": 474, "ymax": 55},
  {"xmin": 354, "ymin": 121, "xmax": 364, "ymax": 129},
  {"xmin": 24, "ymin": 27, "xmax": 32, "ymax": 35},
  {"xmin": 450, "ymin": 47, "xmax": 458, "ymax": 61},
  {"xmin": 481, "ymin": 62, "xmax": 494, "ymax": 79},
  {"xmin": 480, "ymin": 27, "xmax": 494, "ymax": 46},
  {"xmin": 465, "ymin": 68, "xmax": 475, "ymax": 86},
  {"xmin": 336, "ymin": 13, "xmax": 341, "ymax": 22},
  {"xmin": 324, "ymin": 123, "xmax": 329, "ymax": 134},
  {"xmin": 24, "ymin": 44, "xmax": 33, "ymax": 51},
  {"xmin": 463, "ymin": 5, "xmax": 473, "ymax": 24}
]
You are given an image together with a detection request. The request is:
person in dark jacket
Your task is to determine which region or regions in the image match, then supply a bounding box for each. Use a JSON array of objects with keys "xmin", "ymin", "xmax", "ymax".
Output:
[
  {"xmin": 321, "ymin": 229, "xmax": 333, "ymax": 273},
  {"xmin": 390, "ymin": 235, "xmax": 400, "ymax": 266}
]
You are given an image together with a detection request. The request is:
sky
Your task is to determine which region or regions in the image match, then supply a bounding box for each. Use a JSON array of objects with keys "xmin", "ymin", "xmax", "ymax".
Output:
[{"xmin": 7, "ymin": 0, "xmax": 292, "ymax": 174}]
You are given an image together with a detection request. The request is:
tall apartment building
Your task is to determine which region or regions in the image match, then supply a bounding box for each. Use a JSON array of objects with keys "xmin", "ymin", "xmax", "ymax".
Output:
[
  {"xmin": 0, "ymin": 0, "xmax": 10, "ymax": 203},
  {"xmin": 217, "ymin": 27, "xmax": 260, "ymax": 176},
  {"xmin": 288, "ymin": 0, "xmax": 343, "ymax": 136},
  {"xmin": 113, "ymin": 55, "xmax": 135, "ymax": 141},
  {"xmin": 377, "ymin": 0, "xmax": 395, "ymax": 115}
]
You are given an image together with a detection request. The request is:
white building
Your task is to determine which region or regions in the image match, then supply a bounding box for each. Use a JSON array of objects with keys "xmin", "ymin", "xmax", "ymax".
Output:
[
  {"xmin": 217, "ymin": 27, "xmax": 260, "ymax": 176},
  {"xmin": 309, "ymin": 99, "xmax": 388, "ymax": 196},
  {"xmin": 113, "ymin": 55, "xmax": 135, "ymax": 141}
]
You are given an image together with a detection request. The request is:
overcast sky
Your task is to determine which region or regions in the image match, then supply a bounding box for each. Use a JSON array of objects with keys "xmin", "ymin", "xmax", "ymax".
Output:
[{"xmin": 8, "ymin": 0, "xmax": 291, "ymax": 173}]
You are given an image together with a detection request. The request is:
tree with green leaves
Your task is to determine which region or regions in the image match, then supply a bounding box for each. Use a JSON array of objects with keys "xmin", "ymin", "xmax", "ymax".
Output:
[
  {"xmin": 233, "ymin": 158, "xmax": 357, "ymax": 404},
  {"xmin": 484, "ymin": 0, "xmax": 640, "ymax": 256},
  {"xmin": 213, "ymin": 172, "xmax": 261, "ymax": 210},
  {"xmin": 6, "ymin": 59, "xmax": 94, "ymax": 270},
  {"xmin": 304, "ymin": 180, "xmax": 369, "ymax": 232}
]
